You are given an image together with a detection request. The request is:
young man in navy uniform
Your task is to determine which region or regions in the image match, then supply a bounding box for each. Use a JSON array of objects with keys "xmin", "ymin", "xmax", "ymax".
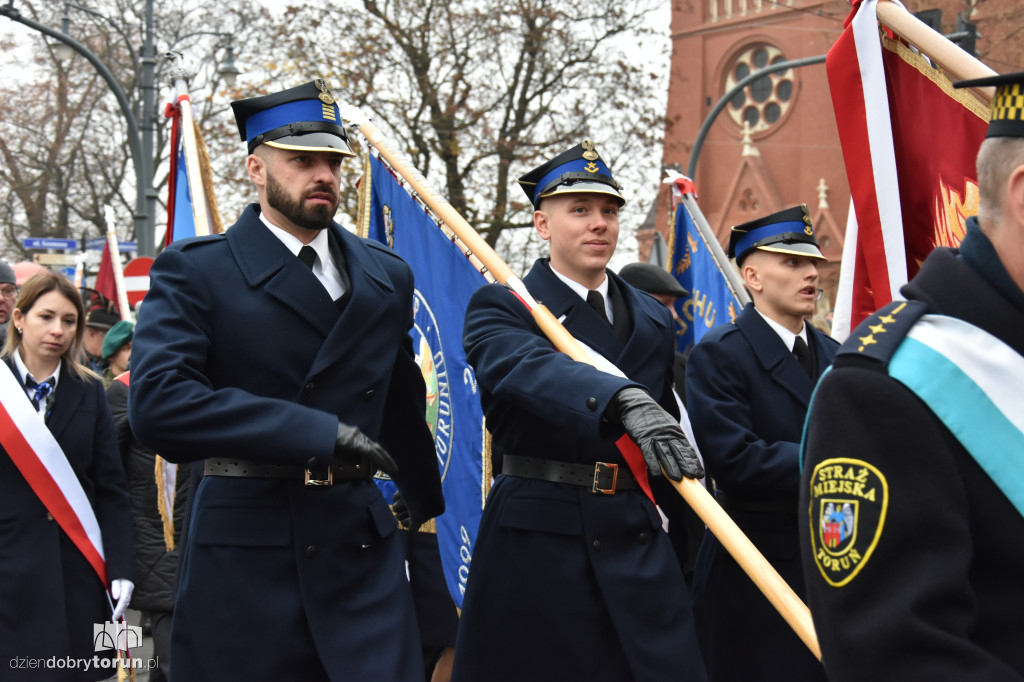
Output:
[
  {"xmin": 452, "ymin": 141, "xmax": 707, "ymax": 682},
  {"xmin": 128, "ymin": 80, "xmax": 444, "ymax": 681},
  {"xmin": 799, "ymin": 72, "xmax": 1024, "ymax": 681},
  {"xmin": 685, "ymin": 205, "xmax": 834, "ymax": 681}
]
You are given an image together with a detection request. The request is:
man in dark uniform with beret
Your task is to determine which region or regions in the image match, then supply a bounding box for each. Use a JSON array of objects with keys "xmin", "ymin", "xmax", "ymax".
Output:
[
  {"xmin": 799, "ymin": 72, "xmax": 1024, "ymax": 681},
  {"xmin": 685, "ymin": 205, "xmax": 834, "ymax": 681},
  {"xmin": 128, "ymin": 79, "xmax": 444, "ymax": 681},
  {"xmin": 452, "ymin": 141, "xmax": 707, "ymax": 682}
]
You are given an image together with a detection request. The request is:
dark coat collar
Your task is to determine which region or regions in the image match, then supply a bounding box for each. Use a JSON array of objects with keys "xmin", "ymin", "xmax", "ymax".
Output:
[
  {"xmin": 225, "ymin": 205, "xmax": 397, "ymax": 377},
  {"xmin": 734, "ymin": 303, "xmax": 831, "ymax": 406},
  {"xmin": 523, "ymin": 259, "xmax": 665, "ymax": 371},
  {"xmin": 905, "ymin": 244, "xmax": 1024, "ymax": 357}
]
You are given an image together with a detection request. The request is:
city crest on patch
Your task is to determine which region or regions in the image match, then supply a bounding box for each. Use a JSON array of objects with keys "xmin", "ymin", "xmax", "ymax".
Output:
[{"xmin": 807, "ymin": 457, "xmax": 888, "ymax": 587}]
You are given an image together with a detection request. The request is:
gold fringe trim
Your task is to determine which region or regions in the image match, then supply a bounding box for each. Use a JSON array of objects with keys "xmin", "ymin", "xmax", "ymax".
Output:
[
  {"xmin": 356, "ymin": 149, "xmax": 373, "ymax": 239},
  {"xmin": 154, "ymin": 455, "xmax": 175, "ymax": 552},
  {"xmin": 882, "ymin": 34, "xmax": 989, "ymax": 122},
  {"xmin": 193, "ymin": 118, "xmax": 225, "ymax": 234}
]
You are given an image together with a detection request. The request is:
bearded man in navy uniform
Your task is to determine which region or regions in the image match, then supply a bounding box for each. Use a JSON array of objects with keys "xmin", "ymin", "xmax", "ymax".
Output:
[
  {"xmin": 128, "ymin": 79, "xmax": 444, "ymax": 681},
  {"xmin": 685, "ymin": 206, "xmax": 834, "ymax": 681},
  {"xmin": 799, "ymin": 71, "xmax": 1024, "ymax": 681},
  {"xmin": 452, "ymin": 141, "xmax": 707, "ymax": 682}
]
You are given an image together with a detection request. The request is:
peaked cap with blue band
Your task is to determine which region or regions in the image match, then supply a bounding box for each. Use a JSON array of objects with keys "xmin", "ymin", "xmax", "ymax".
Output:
[
  {"xmin": 518, "ymin": 140, "xmax": 624, "ymax": 209},
  {"xmin": 230, "ymin": 79, "xmax": 355, "ymax": 156},
  {"xmin": 728, "ymin": 204, "xmax": 824, "ymax": 264},
  {"xmin": 953, "ymin": 70, "xmax": 1024, "ymax": 139}
]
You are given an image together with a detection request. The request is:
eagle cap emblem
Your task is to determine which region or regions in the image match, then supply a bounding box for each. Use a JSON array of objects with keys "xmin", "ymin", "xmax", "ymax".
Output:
[
  {"xmin": 314, "ymin": 78, "xmax": 337, "ymax": 105},
  {"xmin": 801, "ymin": 204, "xmax": 814, "ymax": 236},
  {"xmin": 581, "ymin": 139, "xmax": 599, "ymax": 161}
]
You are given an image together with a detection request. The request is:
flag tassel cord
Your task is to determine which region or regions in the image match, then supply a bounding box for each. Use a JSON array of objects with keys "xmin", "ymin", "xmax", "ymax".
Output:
[{"xmin": 341, "ymin": 105, "xmax": 821, "ymax": 660}]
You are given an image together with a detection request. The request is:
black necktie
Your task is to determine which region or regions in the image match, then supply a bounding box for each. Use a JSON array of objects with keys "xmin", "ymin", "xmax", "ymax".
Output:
[
  {"xmin": 587, "ymin": 290, "xmax": 611, "ymax": 326},
  {"xmin": 793, "ymin": 336, "xmax": 814, "ymax": 379},
  {"xmin": 298, "ymin": 245, "xmax": 317, "ymax": 270},
  {"xmin": 25, "ymin": 376, "xmax": 55, "ymax": 411}
]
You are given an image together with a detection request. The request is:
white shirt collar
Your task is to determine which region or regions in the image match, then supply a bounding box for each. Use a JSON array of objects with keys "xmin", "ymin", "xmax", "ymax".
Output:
[
  {"xmin": 258, "ymin": 212, "xmax": 345, "ymax": 299},
  {"xmin": 754, "ymin": 307, "xmax": 807, "ymax": 351},
  {"xmin": 548, "ymin": 264, "xmax": 613, "ymax": 324}
]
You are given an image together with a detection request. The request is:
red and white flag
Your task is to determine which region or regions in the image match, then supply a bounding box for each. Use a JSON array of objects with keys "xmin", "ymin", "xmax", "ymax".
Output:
[
  {"xmin": 828, "ymin": 0, "xmax": 989, "ymax": 340},
  {"xmin": 94, "ymin": 241, "xmax": 119, "ymax": 314}
]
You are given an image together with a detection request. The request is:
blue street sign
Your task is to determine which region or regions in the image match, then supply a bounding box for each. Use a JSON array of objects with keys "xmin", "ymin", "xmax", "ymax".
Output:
[
  {"xmin": 22, "ymin": 237, "xmax": 78, "ymax": 251},
  {"xmin": 84, "ymin": 238, "xmax": 138, "ymax": 252}
]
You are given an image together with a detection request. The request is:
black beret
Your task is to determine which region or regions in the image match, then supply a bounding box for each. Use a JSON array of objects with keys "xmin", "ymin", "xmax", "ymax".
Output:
[{"xmin": 619, "ymin": 263, "xmax": 689, "ymax": 298}]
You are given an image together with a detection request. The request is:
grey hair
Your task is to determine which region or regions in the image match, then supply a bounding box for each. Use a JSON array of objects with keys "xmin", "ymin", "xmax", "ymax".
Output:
[{"xmin": 977, "ymin": 137, "xmax": 1024, "ymax": 226}]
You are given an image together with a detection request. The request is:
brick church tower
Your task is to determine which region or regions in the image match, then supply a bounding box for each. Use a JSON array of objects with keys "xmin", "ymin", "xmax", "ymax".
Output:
[{"xmin": 649, "ymin": 0, "xmax": 1023, "ymax": 311}]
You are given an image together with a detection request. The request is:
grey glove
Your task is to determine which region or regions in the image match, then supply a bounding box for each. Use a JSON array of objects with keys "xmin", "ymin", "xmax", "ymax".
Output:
[
  {"xmin": 334, "ymin": 423, "xmax": 399, "ymax": 478},
  {"xmin": 608, "ymin": 387, "xmax": 704, "ymax": 481}
]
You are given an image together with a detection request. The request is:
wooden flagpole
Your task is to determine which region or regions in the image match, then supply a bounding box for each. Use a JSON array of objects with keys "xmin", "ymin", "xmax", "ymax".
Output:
[
  {"xmin": 341, "ymin": 105, "xmax": 821, "ymax": 659},
  {"xmin": 876, "ymin": 0, "xmax": 997, "ymax": 92}
]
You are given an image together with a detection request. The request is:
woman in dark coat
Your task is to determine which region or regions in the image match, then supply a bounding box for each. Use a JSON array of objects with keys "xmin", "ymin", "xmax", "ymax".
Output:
[{"xmin": 0, "ymin": 272, "xmax": 134, "ymax": 681}]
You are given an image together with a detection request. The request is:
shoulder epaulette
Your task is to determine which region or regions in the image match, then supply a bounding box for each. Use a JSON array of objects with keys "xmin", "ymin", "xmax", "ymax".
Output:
[
  {"xmin": 363, "ymin": 237, "xmax": 404, "ymax": 261},
  {"xmin": 835, "ymin": 300, "xmax": 929, "ymax": 366},
  {"xmin": 176, "ymin": 233, "xmax": 226, "ymax": 250}
]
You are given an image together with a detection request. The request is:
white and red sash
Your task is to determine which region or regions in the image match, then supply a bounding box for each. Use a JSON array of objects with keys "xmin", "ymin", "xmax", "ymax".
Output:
[{"xmin": 0, "ymin": 365, "xmax": 107, "ymax": 584}]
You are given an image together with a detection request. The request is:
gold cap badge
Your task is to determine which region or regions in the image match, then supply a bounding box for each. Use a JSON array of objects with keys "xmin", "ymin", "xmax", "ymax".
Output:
[{"xmin": 314, "ymin": 78, "xmax": 337, "ymax": 105}]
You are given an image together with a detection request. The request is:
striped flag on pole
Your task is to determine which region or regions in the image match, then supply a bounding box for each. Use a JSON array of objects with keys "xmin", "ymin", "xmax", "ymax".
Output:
[
  {"xmin": 163, "ymin": 84, "xmax": 222, "ymax": 245},
  {"xmin": 828, "ymin": 0, "xmax": 989, "ymax": 340}
]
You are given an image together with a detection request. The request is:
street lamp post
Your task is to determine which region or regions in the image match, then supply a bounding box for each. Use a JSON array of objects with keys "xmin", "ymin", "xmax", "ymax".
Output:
[
  {"xmin": 140, "ymin": 0, "xmax": 157, "ymax": 257},
  {"xmin": 1, "ymin": 1, "xmax": 154, "ymax": 255},
  {"xmin": 1, "ymin": 2, "xmax": 242, "ymax": 257},
  {"xmin": 2, "ymin": 0, "xmax": 156, "ymax": 255}
]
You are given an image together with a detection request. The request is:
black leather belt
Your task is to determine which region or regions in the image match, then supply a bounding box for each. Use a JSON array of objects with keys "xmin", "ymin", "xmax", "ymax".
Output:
[
  {"xmin": 204, "ymin": 457, "xmax": 372, "ymax": 486},
  {"xmin": 502, "ymin": 455, "xmax": 638, "ymax": 494},
  {"xmin": 716, "ymin": 491, "xmax": 798, "ymax": 515}
]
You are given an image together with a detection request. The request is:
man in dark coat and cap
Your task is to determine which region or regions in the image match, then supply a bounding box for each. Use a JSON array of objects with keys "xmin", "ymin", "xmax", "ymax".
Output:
[
  {"xmin": 453, "ymin": 141, "xmax": 707, "ymax": 682},
  {"xmin": 129, "ymin": 79, "xmax": 444, "ymax": 681},
  {"xmin": 685, "ymin": 205, "xmax": 835, "ymax": 681},
  {"xmin": 799, "ymin": 70, "xmax": 1024, "ymax": 681}
]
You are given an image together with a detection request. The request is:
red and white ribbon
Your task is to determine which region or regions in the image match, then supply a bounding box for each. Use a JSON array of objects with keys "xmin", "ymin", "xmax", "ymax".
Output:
[{"xmin": 0, "ymin": 366, "xmax": 107, "ymax": 584}]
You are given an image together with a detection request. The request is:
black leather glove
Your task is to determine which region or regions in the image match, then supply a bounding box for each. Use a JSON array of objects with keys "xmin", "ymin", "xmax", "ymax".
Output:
[
  {"xmin": 391, "ymin": 490, "xmax": 421, "ymax": 531},
  {"xmin": 334, "ymin": 422, "xmax": 399, "ymax": 478},
  {"xmin": 607, "ymin": 387, "xmax": 704, "ymax": 481}
]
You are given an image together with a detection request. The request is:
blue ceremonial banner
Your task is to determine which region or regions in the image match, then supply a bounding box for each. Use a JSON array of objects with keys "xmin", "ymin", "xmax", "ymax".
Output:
[
  {"xmin": 669, "ymin": 201, "xmax": 742, "ymax": 351},
  {"xmin": 170, "ymin": 144, "xmax": 196, "ymax": 242},
  {"xmin": 363, "ymin": 155, "xmax": 488, "ymax": 609}
]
